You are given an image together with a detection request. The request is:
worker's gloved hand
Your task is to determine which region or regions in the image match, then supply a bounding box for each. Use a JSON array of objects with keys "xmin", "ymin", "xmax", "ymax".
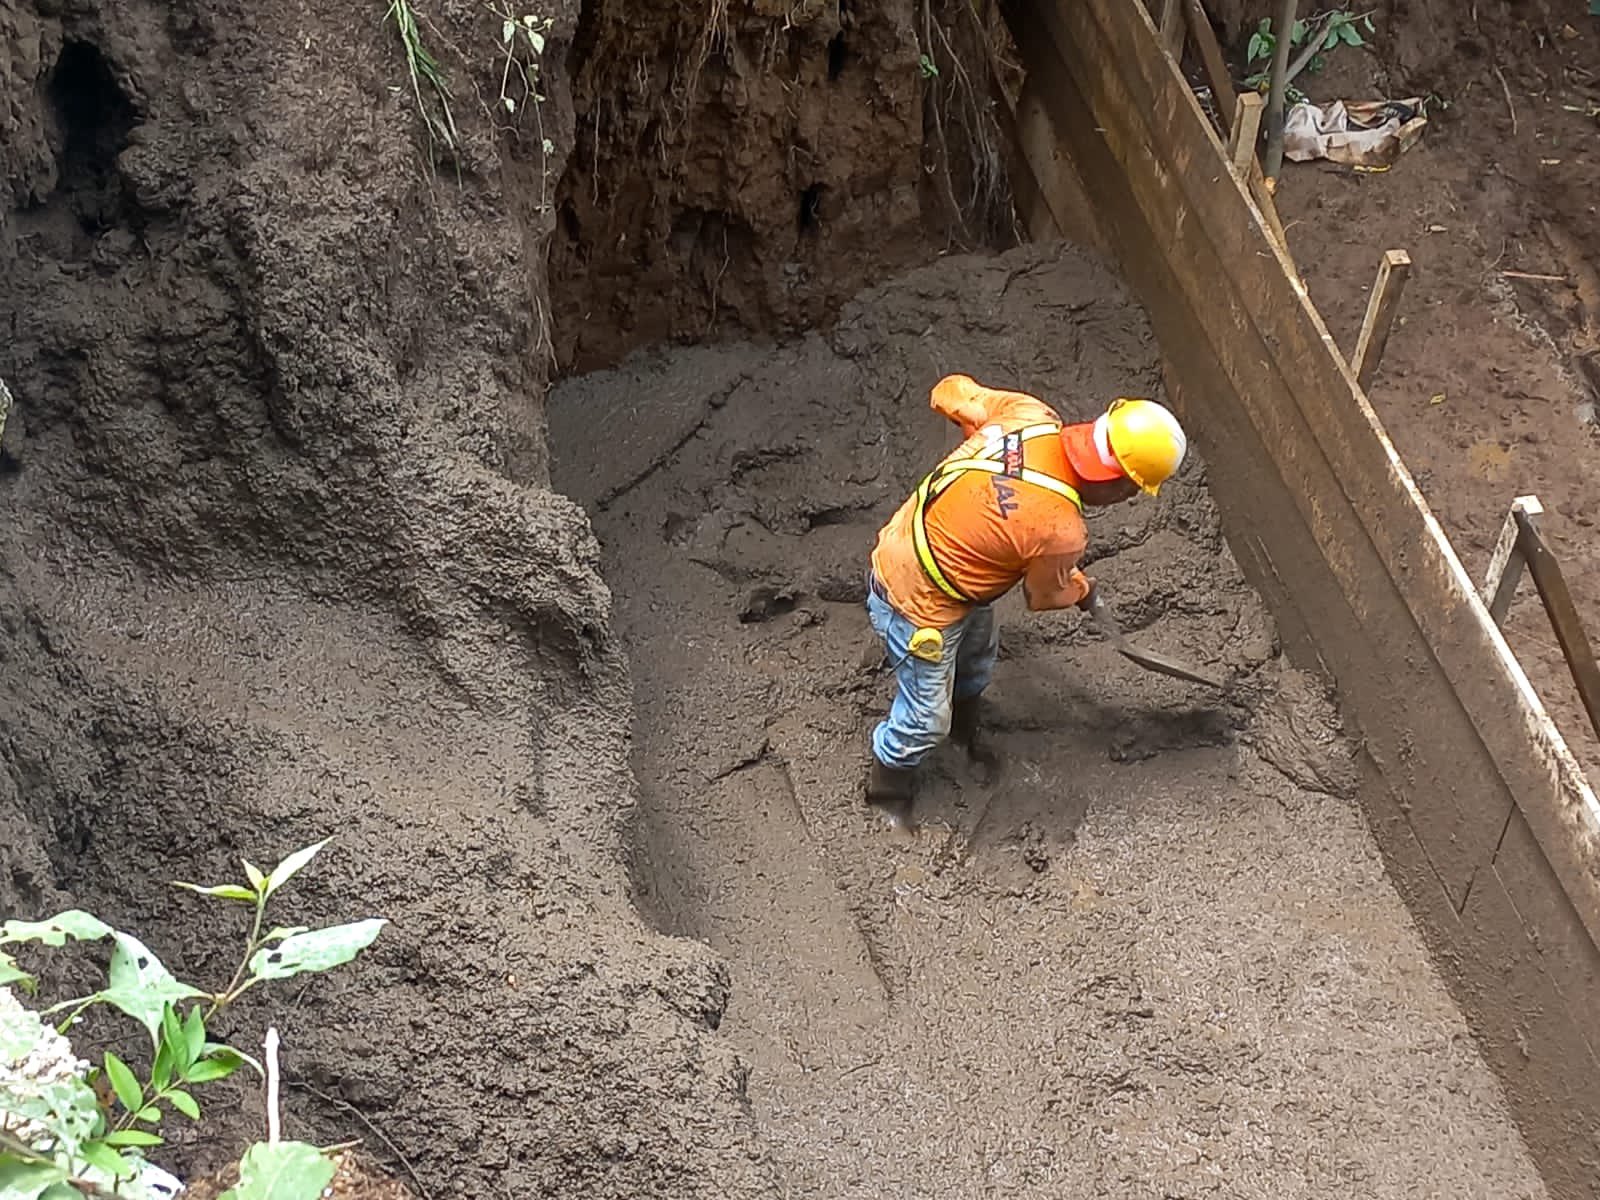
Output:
[{"xmin": 1074, "ymin": 573, "xmax": 1097, "ymax": 612}]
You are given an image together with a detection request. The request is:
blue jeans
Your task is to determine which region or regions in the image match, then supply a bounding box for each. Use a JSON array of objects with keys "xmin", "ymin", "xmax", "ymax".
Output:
[{"xmin": 865, "ymin": 586, "xmax": 999, "ymax": 770}]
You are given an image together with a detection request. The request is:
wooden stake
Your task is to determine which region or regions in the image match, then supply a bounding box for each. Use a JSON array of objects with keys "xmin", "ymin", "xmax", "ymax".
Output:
[
  {"xmin": 1516, "ymin": 507, "xmax": 1600, "ymax": 742},
  {"xmin": 1351, "ymin": 249, "xmax": 1411, "ymax": 389},
  {"xmin": 1483, "ymin": 495, "xmax": 1541, "ymax": 627},
  {"xmin": 1228, "ymin": 92, "xmax": 1265, "ymax": 176},
  {"xmin": 1181, "ymin": 0, "xmax": 1235, "ymax": 135},
  {"xmin": 1482, "ymin": 493, "xmax": 1600, "ymax": 742},
  {"xmin": 1158, "ymin": 0, "xmax": 1186, "ymax": 55}
]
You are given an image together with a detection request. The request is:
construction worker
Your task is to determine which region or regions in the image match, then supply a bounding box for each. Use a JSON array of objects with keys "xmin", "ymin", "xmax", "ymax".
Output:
[{"xmin": 864, "ymin": 373, "xmax": 1188, "ymax": 823}]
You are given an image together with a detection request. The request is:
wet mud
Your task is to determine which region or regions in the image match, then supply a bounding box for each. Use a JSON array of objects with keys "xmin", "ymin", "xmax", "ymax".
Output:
[{"xmin": 552, "ymin": 242, "xmax": 1550, "ymax": 1198}]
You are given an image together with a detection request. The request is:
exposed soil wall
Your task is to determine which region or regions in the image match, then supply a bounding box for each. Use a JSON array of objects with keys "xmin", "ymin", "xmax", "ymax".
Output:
[
  {"xmin": 0, "ymin": 0, "xmax": 782, "ymax": 1193},
  {"xmin": 548, "ymin": 0, "xmax": 1014, "ymax": 371}
]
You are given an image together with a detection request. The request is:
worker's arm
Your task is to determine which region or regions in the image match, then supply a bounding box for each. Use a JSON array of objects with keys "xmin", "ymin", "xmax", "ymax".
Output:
[
  {"xmin": 929, "ymin": 374, "xmax": 1057, "ymax": 438},
  {"xmin": 1021, "ymin": 555, "xmax": 1093, "ymax": 612}
]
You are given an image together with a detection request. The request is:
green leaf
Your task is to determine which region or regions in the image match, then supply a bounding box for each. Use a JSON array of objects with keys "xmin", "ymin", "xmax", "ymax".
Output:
[
  {"xmin": 102, "ymin": 1130, "xmax": 164, "ymax": 1148},
  {"xmin": 102, "ymin": 1052, "xmax": 143, "ymax": 1114},
  {"xmin": 0, "ymin": 1157, "xmax": 72, "ymax": 1200},
  {"xmin": 103, "ymin": 933, "xmax": 204, "ymax": 1044},
  {"xmin": 77, "ymin": 1141, "xmax": 137, "ymax": 1180},
  {"xmin": 1363, "ymin": 14, "xmax": 1375, "ymax": 31},
  {"xmin": 501, "ymin": 18, "xmax": 515, "ymax": 42},
  {"xmin": 182, "ymin": 1006, "xmax": 207, "ymax": 1071},
  {"xmin": 242, "ymin": 861, "xmax": 267, "ymax": 893},
  {"xmin": 151, "ymin": 1036, "xmax": 174, "ymax": 1093},
  {"xmin": 264, "ymin": 838, "xmax": 331, "ymax": 900},
  {"xmin": 173, "ymin": 881, "xmax": 260, "ymax": 903},
  {"xmin": 219, "ymin": 1142, "xmax": 335, "ymax": 1200},
  {"xmin": 203, "ymin": 1042, "xmax": 263, "ymax": 1078},
  {"xmin": 0, "ymin": 951, "xmax": 34, "ymax": 992},
  {"xmin": 161, "ymin": 1004, "xmax": 185, "ymax": 1063},
  {"xmin": 135, "ymin": 1106, "xmax": 162, "ymax": 1124},
  {"xmin": 1339, "ymin": 22, "xmax": 1363, "ymax": 44},
  {"xmin": 185, "ymin": 1056, "xmax": 240, "ymax": 1085},
  {"xmin": 166, "ymin": 1089, "xmax": 200, "ymax": 1120},
  {"xmin": 528, "ymin": 30, "xmax": 545, "ymax": 54},
  {"xmin": 246, "ymin": 919, "xmax": 386, "ymax": 983},
  {"xmin": 0, "ymin": 911, "xmax": 112, "ymax": 947}
]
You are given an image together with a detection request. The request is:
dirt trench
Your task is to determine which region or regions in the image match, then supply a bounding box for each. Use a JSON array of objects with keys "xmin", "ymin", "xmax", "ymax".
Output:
[
  {"xmin": 549, "ymin": 241, "xmax": 1550, "ymax": 1198},
  {"xmin": 0, "ymin": 0, "xmax": 1582, "ymax": 1197}
]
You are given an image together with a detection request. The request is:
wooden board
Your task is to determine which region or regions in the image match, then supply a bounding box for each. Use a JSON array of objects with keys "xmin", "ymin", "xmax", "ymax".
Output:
[{"xmin": 998, "ymin": 0, "xmax": 1600, "ymax": 1189}]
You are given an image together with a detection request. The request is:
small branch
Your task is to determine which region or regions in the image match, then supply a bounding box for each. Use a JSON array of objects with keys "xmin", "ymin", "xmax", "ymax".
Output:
[
  {"xmin": 1494, "ymin": 64, "xmax": 1517, "ymax": 135},
  {"xmin": 289, "ymin": 1082, "xmax": 434, "ymax": 1200},
  {"xmin": 1263, "ymin": 0, "xmax": 1299, "ymax": 179},
  {"xmin": 208, "ymin": 897, "xmax": 268, "ymax": 1020},
  {"xmin": 264, "ymin": 1027, "xmax": 282, "ymax": 1145}
]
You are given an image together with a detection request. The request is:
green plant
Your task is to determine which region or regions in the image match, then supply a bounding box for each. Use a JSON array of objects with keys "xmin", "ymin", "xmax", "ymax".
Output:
[
  {"xmin": 917, "ymin": 52, "xmax": 939, "ymax": 79},
  {"xmin": 495, "ymin": 8, "xmax": 556, "ymax": 150},
  {"xmin": 1244, "ymin": 9, "xmax": 1375, "ymax": 99},
  {"xmin": 493, "ymin": 7, "xmax": 558, "ymax": 210},
  {"xmin": 387, "ymin": 0, "xmax": 460, "ymax": 152},
  {"xmin": 0, "ymin": 838, "xmax": 386, "ymax": 1200}
]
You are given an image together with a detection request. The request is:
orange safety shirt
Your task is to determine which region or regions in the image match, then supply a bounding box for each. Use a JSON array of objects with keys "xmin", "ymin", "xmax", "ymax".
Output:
[{"xmin": 871, "ymin": 375, "xmax": 1093, "ymax": 629}]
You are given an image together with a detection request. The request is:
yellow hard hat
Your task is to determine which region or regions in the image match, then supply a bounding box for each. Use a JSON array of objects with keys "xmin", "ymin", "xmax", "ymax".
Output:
[{"xmin": 1097, "ymin": 398, "xmax": 1188, "ymax": 495}]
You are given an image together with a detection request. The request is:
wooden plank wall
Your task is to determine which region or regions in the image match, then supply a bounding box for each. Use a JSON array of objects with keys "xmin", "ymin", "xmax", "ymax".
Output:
[{"xmin": 996, "ymin": 0, "xmax": 1600, "ymax": 1193}]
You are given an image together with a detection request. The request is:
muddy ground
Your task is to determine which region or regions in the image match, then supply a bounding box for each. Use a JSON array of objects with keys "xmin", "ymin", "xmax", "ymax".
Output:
[{"xmin": 551, "ymin": 242, "xmax": 1549, "ymax": 1198}]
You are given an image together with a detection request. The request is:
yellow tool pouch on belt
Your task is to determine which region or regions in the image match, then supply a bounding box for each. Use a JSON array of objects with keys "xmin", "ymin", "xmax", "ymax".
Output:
[
  {"xmin": 911, "ymin": 422, "xmax": 1084, "ymax": 603},
  {"xmin": 908, "ymin": 627, "xmax": 944, "ymax": 663}
]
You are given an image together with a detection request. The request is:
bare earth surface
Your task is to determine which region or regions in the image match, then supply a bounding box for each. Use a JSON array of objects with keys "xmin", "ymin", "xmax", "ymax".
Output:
[{"xmin": 551, "ymin": 242, "xmax": 1549, "ymax": 1198}]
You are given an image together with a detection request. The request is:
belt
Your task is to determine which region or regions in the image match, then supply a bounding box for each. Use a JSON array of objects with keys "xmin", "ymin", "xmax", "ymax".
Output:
[{"xmin": 867, "ymin": 569, "xmax": 990, "ymax": 615}]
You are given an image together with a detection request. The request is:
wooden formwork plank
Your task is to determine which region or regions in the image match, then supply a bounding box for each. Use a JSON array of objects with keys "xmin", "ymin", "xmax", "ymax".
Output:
[
  {"xmin": 1180, "ymin": 0, "xmax": 1234, "ymax": 135},
  {"xmin": 1157, "ymin": 0, "xmax": 1185, "ymax": 53},
  {"xmin": 1013, "ymin": 79, "xmax": 1107, "ymax": 252}
]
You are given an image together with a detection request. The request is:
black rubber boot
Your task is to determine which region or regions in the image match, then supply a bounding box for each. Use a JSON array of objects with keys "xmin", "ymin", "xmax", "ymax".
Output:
[
  {"xmin": 864, "ymin": 757, "xmax": 917, "ymax": 830},
  {"xmin": 950, "ymin": 694, "xmax": 1000, "ymax": 774}
]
